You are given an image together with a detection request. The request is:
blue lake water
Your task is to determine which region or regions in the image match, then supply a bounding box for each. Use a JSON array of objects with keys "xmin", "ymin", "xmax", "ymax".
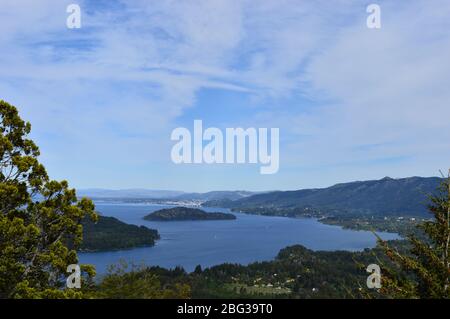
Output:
[{"xmin": 78, "ymin": 202, "xmax": 399, "ymax": 274}]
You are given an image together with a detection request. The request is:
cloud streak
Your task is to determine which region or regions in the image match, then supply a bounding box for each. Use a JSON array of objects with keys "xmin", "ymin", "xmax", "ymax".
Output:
[{"xmin": 0, "ymin": 0, "xmax": 449, "ymax": 191}]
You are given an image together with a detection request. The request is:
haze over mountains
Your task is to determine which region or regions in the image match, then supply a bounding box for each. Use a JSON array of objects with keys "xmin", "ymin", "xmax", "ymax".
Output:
[
  {"xmin": 79, "ymin": 176, "xmax": 443, "ymax": 217},
  {"xmin": 77, "ymin": 189, "xmax": 257, "ymax": 201},
  {"xmin": 173, "ymin": 191, "xmax": 257, "ymax": 201},
  {"xmin": 76, "ymin": 189, "xmax": 185, "ymax": 199}
]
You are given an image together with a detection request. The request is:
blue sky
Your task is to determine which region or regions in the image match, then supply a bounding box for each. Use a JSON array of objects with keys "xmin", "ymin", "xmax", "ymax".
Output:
[{"xmin": 1, "ymin": 0, "xmax": 449, "ymax": 192}]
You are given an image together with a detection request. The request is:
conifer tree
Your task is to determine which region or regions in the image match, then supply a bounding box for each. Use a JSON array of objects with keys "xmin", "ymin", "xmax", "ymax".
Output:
[
  {"xmin": 0, "ymin": 100, "xmax": 97, "ymax": 298},
  {"xmin": 379, "ymin": 170, "xmax": 450, "ymax": 298}
]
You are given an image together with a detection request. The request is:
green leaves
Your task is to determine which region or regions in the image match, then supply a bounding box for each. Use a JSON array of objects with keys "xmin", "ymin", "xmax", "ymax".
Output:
[
  {"xmin": 94, "ymin": 261, "xmax": 191, "ymax": 299},
  {"xmin": 0, "ymin": 100, "xmax": 97, "ymax": 298},
  {"xmin": 379, "ymin": 173, "xmax": 450, "ymax": 299}
]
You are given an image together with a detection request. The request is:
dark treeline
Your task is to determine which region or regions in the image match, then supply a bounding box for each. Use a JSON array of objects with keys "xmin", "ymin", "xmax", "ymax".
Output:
[
  {"xmin": 90, "ymin": 241, "xmax": 409, "ymax": 299},
  {"xmin": 143, "ymin": 207, "xmax": 236, "ymax": 221},
  {"xmin": 81, "ymin": 216, "xmax": 160, "ymax": 251}
]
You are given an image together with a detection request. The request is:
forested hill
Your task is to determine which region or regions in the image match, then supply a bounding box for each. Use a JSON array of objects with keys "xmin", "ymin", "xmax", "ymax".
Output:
[
  {"xmin": 81, "ymin": 216, "xmax": 160, "ymax": 251},
  {"xmin": 205, "ymin": 176, "xmax": 443, "ymax": 217},
  {"xmin": 144, "ymin": 207, "xmax": 236, "ymax": 221}
]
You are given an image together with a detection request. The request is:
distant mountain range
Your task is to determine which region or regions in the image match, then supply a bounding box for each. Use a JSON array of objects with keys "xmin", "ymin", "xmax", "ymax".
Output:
[
  {"xmin": 205, "ymin": 176, "xmax": 443, "ymax": 217},
  {"xmin": 79, "ymin": 176, "xmax": 443, "ymax": 217},
  {"xmin": 172, "ymin": 191, "xmax": 257, "ymax": 201},
  {"xmin": 77, "ymin": 188, "xmax": 257, "ymax": 201},
  {"xmin": 76, "ymin": 188, "xmax": 185, "ymax": 199}
]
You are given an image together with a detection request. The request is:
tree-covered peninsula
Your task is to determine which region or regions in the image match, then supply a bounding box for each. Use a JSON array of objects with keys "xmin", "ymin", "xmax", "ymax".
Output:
[{"xmin": 81, "ymin": 216, "xmax": 160, "ymax": 252}]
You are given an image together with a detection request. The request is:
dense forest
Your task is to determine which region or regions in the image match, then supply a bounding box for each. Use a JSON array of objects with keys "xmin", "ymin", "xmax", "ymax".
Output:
[
  {"xmin": 144, "ymin": 207, "xmax": 236, "ymax": 221},
  {"xmin": 88, "ymin": 241, "xmax": 410, "ymax": 299},
  {"xmin": 204, "ymin": 176, "xmax": 442, "ymax": 217},
  {"xmin": 81, "ymin": 216, "xmax": 160, "ymax": 251}
]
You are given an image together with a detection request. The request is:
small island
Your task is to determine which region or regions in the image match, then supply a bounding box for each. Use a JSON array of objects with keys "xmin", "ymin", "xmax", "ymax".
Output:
[{"xmin": 143, "ymin": 207, "xmax": 236, "ymax": 221}]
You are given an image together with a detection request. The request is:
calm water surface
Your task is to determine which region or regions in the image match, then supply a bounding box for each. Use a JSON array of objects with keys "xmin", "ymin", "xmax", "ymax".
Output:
[{"xmin": 79, "ymin": 202, "xmax": 399, "ymax": 273}]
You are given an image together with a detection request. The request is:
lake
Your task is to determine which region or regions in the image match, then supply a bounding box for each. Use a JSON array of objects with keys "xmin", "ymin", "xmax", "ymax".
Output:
[{"xmin": 78, "ymin": 202, "xmax": 399, "ymax": 274}]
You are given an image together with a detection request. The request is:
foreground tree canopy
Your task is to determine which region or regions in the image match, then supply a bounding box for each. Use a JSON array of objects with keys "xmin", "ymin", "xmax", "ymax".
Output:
[
  {"xmin": 0, "ymin": 100, "xmax": 97, "ymax": 298},
  {"xmin": 379, "ymin": 172, "xmax": 450, "ymax": 298}
]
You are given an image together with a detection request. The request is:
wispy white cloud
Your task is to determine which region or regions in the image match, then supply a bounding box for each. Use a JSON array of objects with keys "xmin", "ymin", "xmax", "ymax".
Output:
[{"xmin": 0, "ymin": 0, "xmax": 449, "ymax": 190}]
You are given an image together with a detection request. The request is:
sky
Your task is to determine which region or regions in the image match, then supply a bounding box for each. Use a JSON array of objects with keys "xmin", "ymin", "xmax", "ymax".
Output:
[{"xmin": 0, "ymin": 0, "xmax": 449, "ymax": 192}]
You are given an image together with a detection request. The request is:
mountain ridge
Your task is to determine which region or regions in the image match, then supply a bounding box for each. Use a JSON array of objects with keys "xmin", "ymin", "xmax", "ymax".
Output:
[
  {"xmin": 77, "ymin": 189, "xmax": 259, "ymax": 201},
  {"xmin": 203, "ymin": 176, "xmax": 443, "ymax": 217}
]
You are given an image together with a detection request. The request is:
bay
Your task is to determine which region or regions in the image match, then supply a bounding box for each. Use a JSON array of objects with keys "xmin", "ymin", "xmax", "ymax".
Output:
[{"xmin": 78, "ymin": 202, "xmax": 399, "ymax": 274}]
